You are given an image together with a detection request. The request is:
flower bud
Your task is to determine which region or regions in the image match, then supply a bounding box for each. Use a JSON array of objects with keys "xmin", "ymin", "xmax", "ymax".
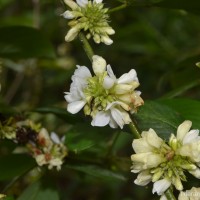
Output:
[
  {"xmin": 92, "ymin": 55, "xmax": 107, "ymax": 75},
  {"xmin": 64, "ymin": 0, "xmax": 78, "ymax": 10}
]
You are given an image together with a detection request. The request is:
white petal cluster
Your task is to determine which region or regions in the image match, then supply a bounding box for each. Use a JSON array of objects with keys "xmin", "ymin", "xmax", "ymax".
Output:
[
  {"xmin": 62, "ymin": 0, "xmax": 115, "ymax": 45},
  {"xmin": 131, "ymin": 120, "xmax": 200, "ymax": 196},
  {"xmin": 178, "ymin": 187, "xmax": 200, "ymax": 200},
  {"xmin": 65, "ymin": 55, "xmax": 143, "ymax": 129},
  {"xmin": 30, "ymin": 129, "xmax": 67, "ymax": 171}
]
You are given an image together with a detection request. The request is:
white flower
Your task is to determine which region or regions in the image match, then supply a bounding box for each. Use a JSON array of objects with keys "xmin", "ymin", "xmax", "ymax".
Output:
[
  {"xmin": 134, "ymin": 170, "xmax": 152, "ymax": 186},
  {"xmin": 178, "ymin": 187, "xmax": 200, "ymax": 200},
  {"xmin": 64, "ymin": 65, "xmax": 91, "ymax": 114},
  {"xmin": 31, "ymin": 129, "xmax": 67, "ymax": 171},
  {"xmin": 131, "ymin": 121, "xmax": 200, "ymax": 196},
  {"xmin": 65, "ymin": 55, "xmax": 143, "ymax": 129},
  {"xmin": 48, "ymin": 158, "xmax": 63, "ymax": 171},
  {"xmin": 153, "ymin": 179, "xmax": 171, "ymax": 196},
  {"xmin": 176, "ymin": 121, "xmax": 200, "ymax": 162},
  {"xmin": 38, "ymin": 128, "xmax": 53, "ymax": 149},
  {"xmin": 35, "ymin": 154, "xmax": 48, "ymax": 166},
  {"xmin": 62, "ymin": 0, "xmax": 115, "ymax": 45}
]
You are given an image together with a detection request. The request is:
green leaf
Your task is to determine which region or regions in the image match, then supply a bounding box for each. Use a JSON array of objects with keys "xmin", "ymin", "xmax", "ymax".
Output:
[
  {"xmin": 154, "ymin": 0, "xmax": 200, "ymax": 13},
  {"xmin": 65, "ymin": 132, "xmax": 95, "ymax": 152},
  {"xmin": 0, "ymin": 154, "xmax": 35, "ymax": 181},
  {"xmin": 160, "ymin": 79, "xmax": 200, "ymax": 99},
  {"xmin": 33, "ymin": 107, "xmax": 83, "ymax": 124},
  {"xmin": 133, "ymin": 101, "xmax": 183, "ymax": 139},
  {"xmin": 65, "ymin": 164, "xmax": 127, "ymax": 181},
  {"xmin": 17, "ymin": 181, "xmax": 59, "ymax": 200},
  {"xmin": 159, "ymin": 98, "xmax": 200, "ymax": 130},
  {"xmin": 0, "ymin": 26, "xmax": 56, "ymax": 59}
]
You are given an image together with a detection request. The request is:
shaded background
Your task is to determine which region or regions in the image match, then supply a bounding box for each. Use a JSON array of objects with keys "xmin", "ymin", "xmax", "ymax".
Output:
[{"xmin": 0, "ymin": 0, "xmax": 200, "ymax": 199}]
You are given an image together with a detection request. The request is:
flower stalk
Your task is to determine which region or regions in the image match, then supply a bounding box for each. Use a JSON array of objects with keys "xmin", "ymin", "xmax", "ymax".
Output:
[
  {"xmin": 165, "ymin": 188, "xmax": 176, "ymax": 200},
  {"xmin": 79, "ymin": 32, "xmax": 94, "ymax": 61},
  {"xmin": 129, "ymin": 121, "xmax": 141, "ymax": 139}
]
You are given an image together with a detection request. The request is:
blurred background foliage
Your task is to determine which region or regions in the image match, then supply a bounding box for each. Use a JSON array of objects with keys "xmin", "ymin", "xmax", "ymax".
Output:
[{"xmin": 0, "ymin": 0, "xmax": 200, "ymax": 199}]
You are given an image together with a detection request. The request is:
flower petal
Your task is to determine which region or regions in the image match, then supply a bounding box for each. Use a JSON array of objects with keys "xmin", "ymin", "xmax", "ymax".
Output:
[
  {"xmin": 50, "ymin": 132, "xmax": 60, "ymax": 144},
  {"xmin": 117, "ymin": 69, "xmax": 138, "ymax": 84},
  {"xmin": 74, "ymin": 65, "xmax": 92, "ymax": 79},
  {"xmin": 132, "ymin": 137, "xmax": 154, "ymax": 153},
  {"xmin": 67, "ymin": 100, "xmax": 85, "ymax": 114},
  {"xmin": 92, "ymin": 55, "xmax": 107, "ymax": 75},
  {"xmin": 183, "ymin": 129, "xmax": 200, "ymax": 144},
  {"xmin": 65, "ymin": 26, "xmax": 80, "ymax": 42},
  {"xmin": 153, "ymin": 179, "xmax": 171, "ymax": 195},
  {"xmin": 101, "ymin": 35, "xmax": 113, "ymax": 45},
  {"xmin": 103, "ymin": 76, "xmax": 114, "ymax": 89},
  {"xmin": 110, "ymin": 107, "xmax": 131, "ymax": 129},
  {"xmin": 134, "ymin": 170, "xmax": 152, "ymax": 186},
  {"xmin": 94, "ymin": 0, "xmax": 103, "ymax": 3},
  {"xmin": 177, "ymin": 120, "xmax": 192, "ymax": 142},
  {"xmin": 91, "ymin": 111, "xmax": 110, "ymax": 127},
  {"xmin": 64, "ymin": 0, "xmax": 78, "ymax": 9},
  {"xmin": 61, "ymin": 10, "xmax": 75, "ymax": 19},
  {"xmin": 107, "ymin": 65, "xmax": 116, "ymax": 80},
  {"xmin": 109, "ymin": 116, "xmax": 118, "ymax": 128},
  {"xmin": 189, "ymin": 168, "xmax": 200, "ymax": 179},
  {"xmin": 131, "ymin": 152, "xmax": 164, "ymax": 170},
  {"xmin": 76, "ymin": 0, "xmax": 88, "ymax": 7}
]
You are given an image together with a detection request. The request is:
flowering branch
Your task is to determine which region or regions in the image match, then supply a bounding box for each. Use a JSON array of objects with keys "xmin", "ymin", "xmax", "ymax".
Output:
[{"xmin": 79, "ymin": 32, "xmax": 94, "ymax": 62}]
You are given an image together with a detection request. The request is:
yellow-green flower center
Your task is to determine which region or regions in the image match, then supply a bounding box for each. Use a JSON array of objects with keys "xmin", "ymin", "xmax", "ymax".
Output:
[{"xmin": 83, "ymin": 73, "xmax": 115, "ymax": 115}]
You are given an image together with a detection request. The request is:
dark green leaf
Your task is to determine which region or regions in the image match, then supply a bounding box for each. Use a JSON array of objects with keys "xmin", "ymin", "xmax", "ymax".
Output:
[
  {"xmin": 65, "ymin": 164, "xmax": 127, "ymax": 181},
  {"xmin": 160, "ymin": 98, "xmax": 200, "ymax": 130},
  {"xmin": 133, "ymin": 101, "xmax": 184, "ymax": 139},
  {"xmin": 65, "ymin": 132, "xmax": 95, "ymax": 152},
  {"xmin": 0, "ymin": 154, "xmax": 35, "ymax": 181},
  {"xmin": 160, "ymin": 79, "xmax": 200, "ymax": 99},
  {"xmin": 0, "ymin": 26, "xmax": 56, "ymax": 59},
  {"xmin": 33, "ymin": 107, "xmax": 83, "ymax": 124},
  {"xmin": 17, "ymin": 181, "xmax": 59, "ymax": 200}
]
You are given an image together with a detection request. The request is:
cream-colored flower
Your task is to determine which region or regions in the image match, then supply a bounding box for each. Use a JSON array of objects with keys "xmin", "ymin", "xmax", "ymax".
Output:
[
  {"xmin": 62, "ymin": 0, "xmax": 115, "ymax": 45},
  {"xmin": 131, "ymin": 121, "xmax": 200, "ymax": 196},
  {"xmin": 178, "ymin": 187, "xmax": 200, "ymax": 200},
  {"xmin": 65, "ymin": 55, "xmax": 143, "ymax": 129},
  {"xmin": 31, "ymin": 130, "xmax": 67, "ymax": 171}
]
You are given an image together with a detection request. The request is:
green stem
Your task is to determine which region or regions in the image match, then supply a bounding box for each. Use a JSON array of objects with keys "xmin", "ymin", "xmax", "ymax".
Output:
[
  {"xmin": 128, "ymin": 121, "xmax": 141, "ymax": 139},
  {"xmin": 108, "ymin": 4, "xmax": 127, "ymax": 13},
  {"xmin": 165, "ymin": 188, "xmax": 177, "ymax": 200},
  {"xmin": 78, "ymin": 32, "xmax": 94, "ymax": 62}
]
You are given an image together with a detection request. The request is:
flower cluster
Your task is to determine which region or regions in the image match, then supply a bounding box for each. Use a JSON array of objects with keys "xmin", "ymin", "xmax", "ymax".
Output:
[
  {"xmin": 62, "ymin": 0, "xmax": 115, "ymax": 45},
  {"xmin": 131, "ymin": 120, "xmax": 200, "ymax": 196},
  {"xmin": 178, "ymin": 187, "xmax": 200, "ymax": 200},
  {"xmin": 0, "ymin": 117, "xmax": 67, "ymax": 170},
  {"xmin": 28, "ymin": 128, "xmax": 67, "ymax": 171},
  {"xmin": 65, "ymin": 55, "xmax": 143, "ymax": 129}
]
